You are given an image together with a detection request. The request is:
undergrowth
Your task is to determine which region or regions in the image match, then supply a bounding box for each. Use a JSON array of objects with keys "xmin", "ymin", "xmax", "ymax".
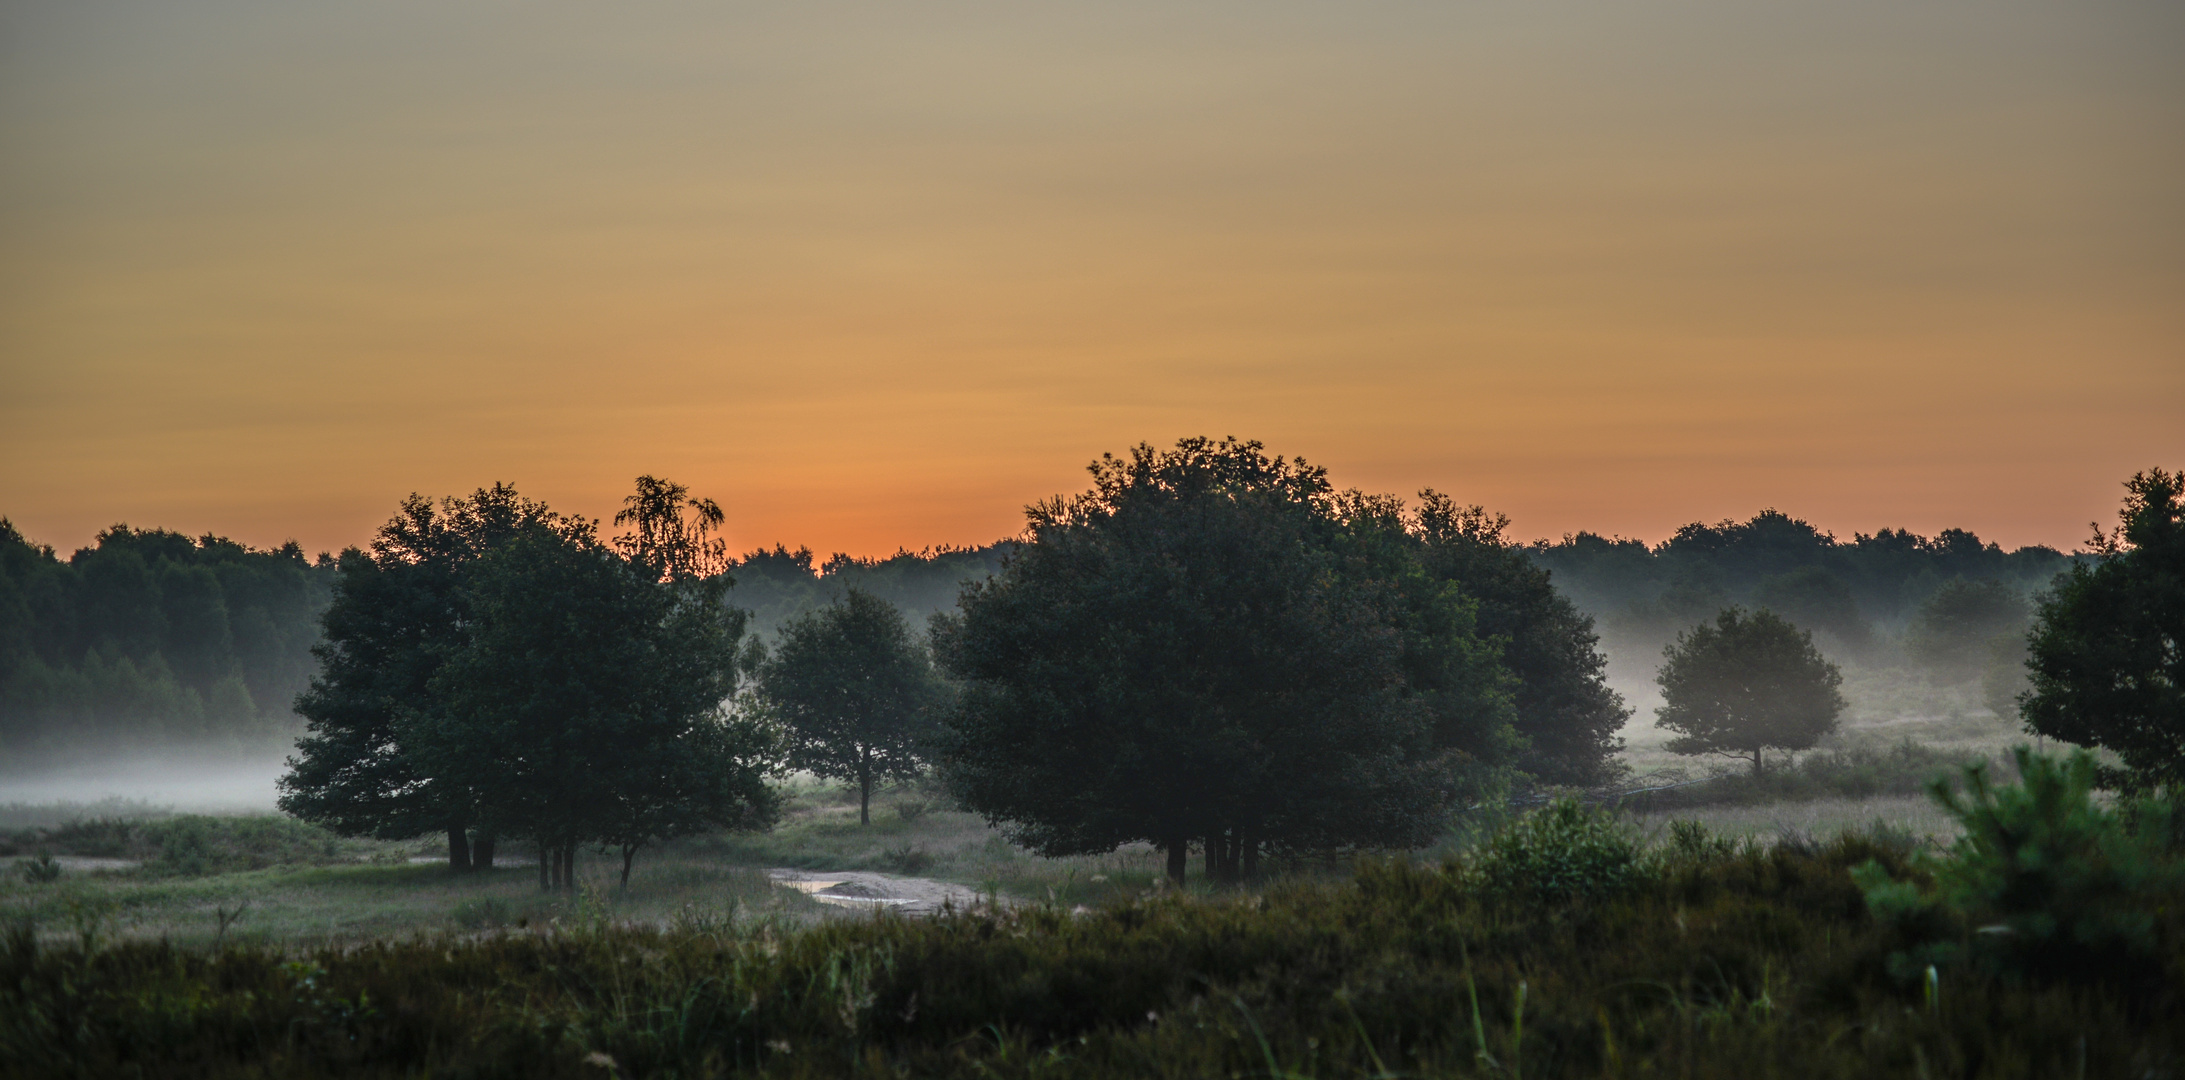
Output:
[
  {"xmin": 1620, "ymin": 741, "xmax": 2006, "ymax": 811},
  {"xmin": 0, "ymin": 814, "xmax": 379, "ymax": 874},
  {"xmin": 4, "ymin": 824, "xmax": 2177, "ymax": 1079}
]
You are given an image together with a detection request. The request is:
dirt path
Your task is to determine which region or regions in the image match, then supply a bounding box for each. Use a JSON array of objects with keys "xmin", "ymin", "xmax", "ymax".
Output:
[{"xmin": 766, "ymin": 868, "xmax": 994, "ymax": 917}]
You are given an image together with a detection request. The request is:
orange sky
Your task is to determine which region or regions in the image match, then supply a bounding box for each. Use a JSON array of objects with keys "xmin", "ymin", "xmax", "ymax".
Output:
[{"xmin": 3, "ymin": 0, "xmax": 2180, "ymax": 559}]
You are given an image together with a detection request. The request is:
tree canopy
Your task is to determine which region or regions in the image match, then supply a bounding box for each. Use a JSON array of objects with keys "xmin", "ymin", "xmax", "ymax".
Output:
[
  {"xmin": 2021, "ymin": 469, "xmax": 2185, "ymax": 793},
  {"xmin": 759, "ymin": 588, "xmax": 945, "ymax": 825},
  {"xmin": 934, "ymin": 438, "xmax": 1518, "ymax": 883},
  {"xmin": 0, "ymin": 521, "xmax": 331, "ymax": 757},
  {"xmin": 1407, "ymin": 493, "xmax": 1628, "ymax": 788},
  {"xmin": 279, "ymin": 479, "xmax": 777, "ymax": 885},
  {"xmin": 1655, "ymin": 607, "xmax": 1846, "ymax": 776},
  {"xmin": 424, "ymin": 523, "xmax": 777, "ymax": 888}
]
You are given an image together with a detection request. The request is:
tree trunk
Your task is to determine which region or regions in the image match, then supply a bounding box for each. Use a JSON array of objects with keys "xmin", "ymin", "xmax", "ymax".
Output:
[
  {"xmin": 446, "ymin": 825, "xmax": 471, "ymax": 873},
  {"xmin": 564, "ymin": 845, "xmax": 578, "ymax": 892},
  {"xmin": 1165, "ymin": 836, "xmax": 1187, "ymax": 884},
  {"xmin": 538, "ymin": 842, "xmax": 550, "ymax": 892},
  {"xmin": 472, "ymin": 833, "xmax": 495, "ymax": 871},
  {"xmin": 620, "ymin": 844, "xmax": 638, "ymax": 890},
  {"xmin": 1753, "ymin": 749, "xmax": 1765, "ymax": 778},
  {"xmin": 859, "ymin": 749, "xmax": 872, "ymax": 826},
  {"xmin": 1240, "ymin": 829, "xmax": 1259, "ymax": 880}
]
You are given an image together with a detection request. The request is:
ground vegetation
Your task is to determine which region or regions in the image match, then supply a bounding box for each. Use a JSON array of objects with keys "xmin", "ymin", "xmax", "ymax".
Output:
[{"xmin": 4, "ymin": 759, "xmax": 2178, "ymax": 1079}]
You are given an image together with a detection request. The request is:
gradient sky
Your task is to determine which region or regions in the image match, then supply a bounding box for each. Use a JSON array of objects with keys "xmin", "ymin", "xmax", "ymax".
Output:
[{"xmin": 3, "ymin": 0, "xmax": 2180, "ymax": 559}]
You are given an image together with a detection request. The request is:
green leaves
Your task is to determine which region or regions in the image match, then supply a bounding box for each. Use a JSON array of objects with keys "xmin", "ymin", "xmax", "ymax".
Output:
[
  {"xmin": 1655, "ymin": 607, "xmax": 1845, "ymax": 775},
  {"xmin": 1856, "ymin": 746, "xmax": 2185, "ymax": 985},
  {"xmin": 2021, "ymin": 468, "xmax": 2185, "ymax": 794}
]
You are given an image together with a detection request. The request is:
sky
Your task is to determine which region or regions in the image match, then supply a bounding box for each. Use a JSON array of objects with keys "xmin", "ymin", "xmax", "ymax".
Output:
[{"xmin": 2, "ymin": 0, "xmax": 2180, "ymax": 560}]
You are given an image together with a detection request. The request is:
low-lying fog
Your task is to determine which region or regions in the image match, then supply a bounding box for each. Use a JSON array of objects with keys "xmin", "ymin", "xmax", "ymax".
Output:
[{"xmin": 0, "ymin": 752, "xmax": 289, "ymax": 814}]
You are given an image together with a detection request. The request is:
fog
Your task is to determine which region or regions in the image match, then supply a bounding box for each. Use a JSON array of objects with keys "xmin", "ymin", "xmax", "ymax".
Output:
[{"xmin": 0, "ymin": 750, "xmax": 289, "ymax": 814}]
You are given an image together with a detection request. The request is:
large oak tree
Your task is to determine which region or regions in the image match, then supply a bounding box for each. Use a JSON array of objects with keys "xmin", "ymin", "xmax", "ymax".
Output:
[{"xmin": 934, "ymin": 438, "xmax": 1518, "ymax": 884}]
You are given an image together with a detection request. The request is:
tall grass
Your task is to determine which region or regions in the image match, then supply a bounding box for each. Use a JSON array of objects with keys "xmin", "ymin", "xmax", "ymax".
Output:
[{"xmin": 4, "ymin": 823, "xmax": 2175, "ymax": 1078}]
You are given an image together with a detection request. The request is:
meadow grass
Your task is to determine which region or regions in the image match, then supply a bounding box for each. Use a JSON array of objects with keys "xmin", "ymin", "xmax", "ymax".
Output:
[{"xmin": 6, "ymin": 827, "xmax": 2175, "ymax": 1079}]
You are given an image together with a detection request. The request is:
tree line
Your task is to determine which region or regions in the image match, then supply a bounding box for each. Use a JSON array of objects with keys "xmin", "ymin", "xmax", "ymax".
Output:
[{"xmin": 0, "ymin": 523, "xmax": 332, "ymax": 758}]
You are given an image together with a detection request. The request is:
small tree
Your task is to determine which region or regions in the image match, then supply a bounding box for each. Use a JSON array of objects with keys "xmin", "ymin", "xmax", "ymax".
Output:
[
  {"xmin": 2021, "ymin": 469, "xmax": 2184, "ymax": 793},
  {"xmin": 1655, "ymin": 607, "xmax": 1845, "ymax": 776},
  {"xmin": 760, "ymin": 588, "xmax": 944, "ymax": 825}
]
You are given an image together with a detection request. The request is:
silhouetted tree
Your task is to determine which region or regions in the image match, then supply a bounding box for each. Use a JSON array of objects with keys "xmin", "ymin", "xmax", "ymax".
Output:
[
  {"xmin": 424, "ymin": 521, "xmax": 779, "ymax": 890},
  {"xmin": 614, "ymin": 475, "xmax": 729, "ymax": 581},
  {"xmin": 936, "ymin": 438, "xmax": 1516, "ymax": 885},
  {"xmin": 2021, "ymin": 469, "xmax": 2185, "ymax": 793},
  {"xmin": 280, "ymin": 484, "xmax": 576, "ymax": 871},
  {"xmin": 1408, "ymin": 493, "xmax": 1629, "ymax": 788},
  {"xmin": 759, "ymin": 588, "xmax": 945, "ymax": 825},
  {"xmin": 1655, "ymin": 607, "xmax": 1844, "ymax": 777}
]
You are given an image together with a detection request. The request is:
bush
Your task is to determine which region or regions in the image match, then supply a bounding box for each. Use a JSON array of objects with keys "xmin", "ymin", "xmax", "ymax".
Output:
[
  {"xmin": 1467, "ymin": 798, "xmax": 1648, "ymax": 907},
  {"xmin": 1662, "ymin": 819, "xmax": 1739, "ymax": 863},
  {"xmin": 880, "ymin": 843, "xmax": 933, "ymax": 875},
  {"xmin": 894, "ymin": 798, "xmax": 932, "ymax": 824},
  {"xmin": 14, "ymin": 856, "xmax": 61, "ymax": 883},
  {"xmin": 450, "ymin": 897, "xmax": 516, "ymax": 931},
  {"xmin": 1853, "ymin": 746, "xmax": 2185, "ymax": 985},
  {"xmin": 137, "ymin": 815, "xmax": 351, "ymax": 876}
]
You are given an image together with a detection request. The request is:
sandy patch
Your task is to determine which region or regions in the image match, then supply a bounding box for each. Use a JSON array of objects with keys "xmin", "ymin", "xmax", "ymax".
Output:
[{"xmin": 766, "ymin": 868, "xmax": 990, "ymax": 916}]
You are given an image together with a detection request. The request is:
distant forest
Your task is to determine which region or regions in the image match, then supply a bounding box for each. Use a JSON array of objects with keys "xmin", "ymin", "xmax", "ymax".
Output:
[{"xmin": 0, "ymin": 508, "xmax": 2084, "ymax": 762}]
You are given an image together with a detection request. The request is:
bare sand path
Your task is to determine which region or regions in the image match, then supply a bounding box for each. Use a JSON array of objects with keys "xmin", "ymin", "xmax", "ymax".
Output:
[{"xmin": 766, "ymin": 868, "xmax": 993, "ymax": 917}]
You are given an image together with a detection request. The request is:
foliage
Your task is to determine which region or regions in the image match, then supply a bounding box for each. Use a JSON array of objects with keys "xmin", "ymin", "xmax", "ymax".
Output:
[
  {"xmin": 4, "ymin": 829, "xmax": 2176, "ymax": 1078},
  {"xmin": 2020, "ymin": 468, "xmax": 2185, "ymax": 793},
  {"xmin": 1656, "ymin": 608, "xmax": 1846, "ymax": 776},
  {"xmin": 759, "ymin": 588, "xmax": 946, "ymax": 825},
  {"xmin": 1751, "ymin": 565, "xmax": 1871, "ymax": 652},
  {"xmin": 1905, "ymin": 577, "xmax": 2029, "ymax": 682},
  {"xmin": 1530, "ymin": 509, "xmax": 2079, "ymax": 638},
  {"xmin": 422, "ymin": 521, "xmax": 780, "ymax": 888},
  {"xmin": 0, "ymin": 519, "xmax": 332, "ymax": 757},
  {"xmin": 1408, "ymin": 494, "xmax": 1629, "ymax": 788},
  {"xmin": 612, "ymin": 475, "xmax": 730, "ymax": 581},
  {"xmin": 936, "ymin": 437, "xmax": 1517, "ymax": 883},
  {"xmin": 281, "ymin": 479, "xmax": 780, "ymax": 886},
  {"xmin": 725, "ymin": 543, "xmax": 1012, "ymax": 640},
  {"xmin": 280, "ymin": 483, "xmax": 584, "ymax": 861},
  {"xmin": 15, "ymin": 856, "xmax": 61, "ymax": 883},
  {"xmin": 1466, "ymin": 798, "xmax": 1646, "ymax": 907},
  {"xmin": 1854, "ymin": 746, "xmax": 2185, "ymax": 989}
]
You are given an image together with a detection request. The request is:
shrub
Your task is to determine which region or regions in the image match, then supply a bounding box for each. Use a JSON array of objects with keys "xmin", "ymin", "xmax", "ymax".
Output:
[
  {"xmin": 881, "ymin": 843, "xmax": 933, "ymax": 875},
  {"xmin": 894, "ymin": 798, "xmax": 932, "ymax": 824},
  {"xmin": 1467, "ymin": 798, "xmax": 1648, "ymax": 907},
  {"xmin": 139, "ymin": 815, "xmax": 352, "ymax": 876},
  {"xmin": 450, "ymin": 897, "xmax": 515, "ymax": 931},
  {"xmin": 14, "ymin": 856, "xmax": 61, "ymax": 883},
  {"xmin": 1662, "ymin": 819, "xmax": 1738, "ymax": 863},
  {"xmin": 1853, "ymin": 746, "xmax": 2185, "ymax": 985}
]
